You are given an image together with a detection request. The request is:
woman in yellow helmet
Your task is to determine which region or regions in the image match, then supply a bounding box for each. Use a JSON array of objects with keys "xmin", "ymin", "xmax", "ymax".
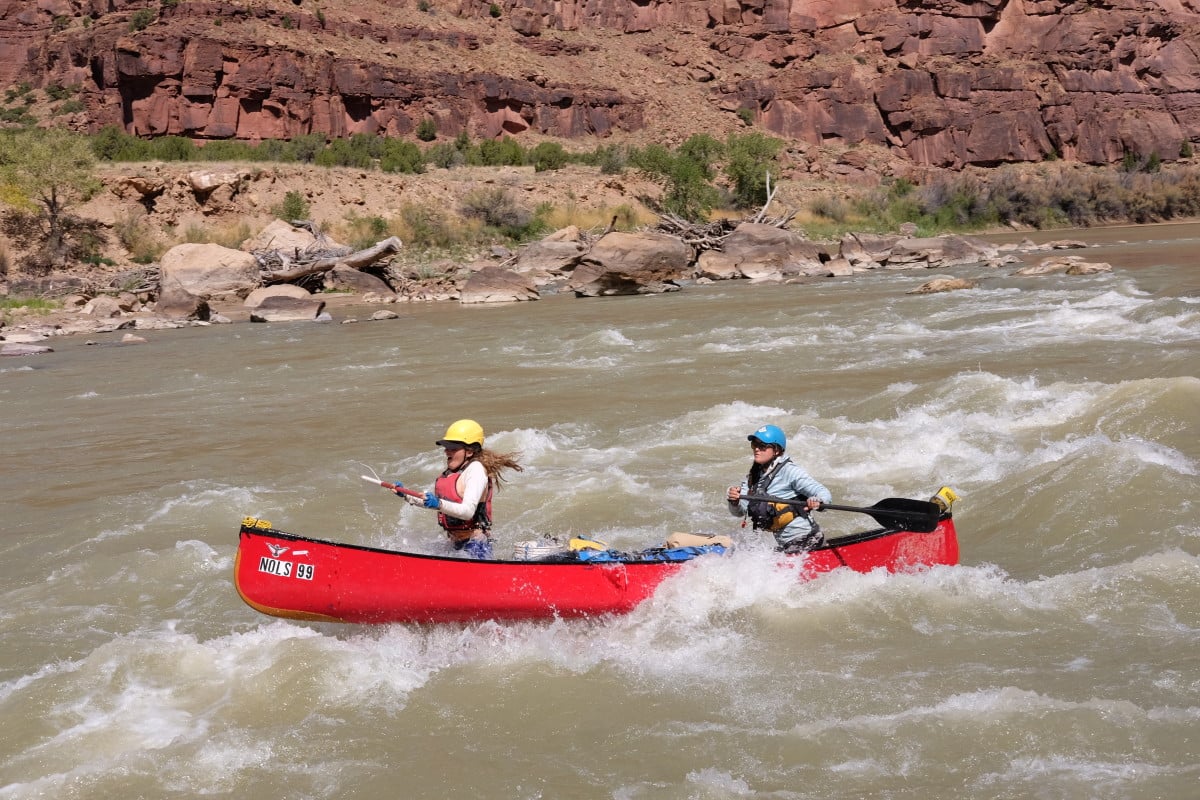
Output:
[{"xmin": 398, "ymin": 419, "xmax": 523, "ymax": 559}]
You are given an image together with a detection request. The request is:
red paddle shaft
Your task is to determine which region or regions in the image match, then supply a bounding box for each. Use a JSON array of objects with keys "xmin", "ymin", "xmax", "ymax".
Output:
[{"xmin": 362, "ymin": 475, "xmax": 425, "ymax": 500}]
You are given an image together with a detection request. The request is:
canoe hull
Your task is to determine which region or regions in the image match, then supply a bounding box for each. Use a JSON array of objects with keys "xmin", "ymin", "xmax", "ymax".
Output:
[
  {"xmin": 234, "ymin": 516, "xmax": 959, "ymax": 624},
  {"xmin": 234, "ymin": 513, "xmax": 955, "ymax": 623}
]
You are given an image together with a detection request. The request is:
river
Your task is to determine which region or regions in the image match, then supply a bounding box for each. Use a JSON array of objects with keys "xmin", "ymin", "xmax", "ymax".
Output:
[{"xmin": 1, "ymin": 223, "xmax": 1197, "ymax": 799}]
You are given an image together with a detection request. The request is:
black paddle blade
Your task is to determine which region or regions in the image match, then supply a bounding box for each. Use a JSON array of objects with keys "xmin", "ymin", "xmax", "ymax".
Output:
[{"xmin": 855, "ymin": 498, "xmax": 941, "ymax": 532}]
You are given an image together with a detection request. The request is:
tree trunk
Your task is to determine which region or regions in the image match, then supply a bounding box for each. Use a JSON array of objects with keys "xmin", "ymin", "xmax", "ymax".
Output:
[{"xmin": 262, "ymin": 236, "xmax": 403, "ymax": 283}]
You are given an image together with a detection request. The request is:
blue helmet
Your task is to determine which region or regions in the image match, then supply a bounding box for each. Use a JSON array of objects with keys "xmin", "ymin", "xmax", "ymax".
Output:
[{"xmin": 748, "ymin": 424, "xmax": 787, "ymax": 451}]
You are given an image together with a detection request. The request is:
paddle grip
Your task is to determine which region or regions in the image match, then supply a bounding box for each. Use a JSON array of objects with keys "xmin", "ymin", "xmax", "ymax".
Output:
[{"xmin": 362, "ymin": 474, "xmax": 424, "ymax": 499}]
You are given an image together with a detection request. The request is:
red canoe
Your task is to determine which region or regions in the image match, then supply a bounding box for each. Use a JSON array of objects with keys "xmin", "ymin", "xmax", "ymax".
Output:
[{"xmin": 234, "ymin": 506, "xmax": 959, "ymax": 624}]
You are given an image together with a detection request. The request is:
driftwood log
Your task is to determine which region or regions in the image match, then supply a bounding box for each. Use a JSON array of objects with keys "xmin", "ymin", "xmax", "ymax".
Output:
[
  {"xmin": 653, "ymin": 172, "xmax": 797, "ymax": 251},
  {"xmin": 260, "ymin": 236, "xmax": 403, "ymax": 283}
]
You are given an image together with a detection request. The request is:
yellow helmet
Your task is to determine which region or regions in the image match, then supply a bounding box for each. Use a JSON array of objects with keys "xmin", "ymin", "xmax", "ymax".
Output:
[{"xmin": 436, "ymin": 419, "xmax": 484, "ymax": 448}]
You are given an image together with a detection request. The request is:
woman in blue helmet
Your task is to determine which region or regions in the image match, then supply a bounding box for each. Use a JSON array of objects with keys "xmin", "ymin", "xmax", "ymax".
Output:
[{"xmin": 727, "ymin": 424, "xmax": 832, "ymax": 552}]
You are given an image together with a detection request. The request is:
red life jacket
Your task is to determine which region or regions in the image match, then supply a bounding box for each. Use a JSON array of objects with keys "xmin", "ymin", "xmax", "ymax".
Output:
[{"xmin": 434, "ymin": 466, "xmax": 493, "ymax": 541}]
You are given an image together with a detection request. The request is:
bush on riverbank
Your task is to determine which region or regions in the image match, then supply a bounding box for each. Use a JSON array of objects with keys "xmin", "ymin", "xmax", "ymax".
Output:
[
  {"xmin": 812, "ymin": 163, "xmax": 1200, "ymax": 237},
  {"xmin": 0, "ymin": 296, "xmax": 60, "ymax": 323},
  {"xmin": 6, "ymin": 124, "xmax": 1200, "ymax": 284}
]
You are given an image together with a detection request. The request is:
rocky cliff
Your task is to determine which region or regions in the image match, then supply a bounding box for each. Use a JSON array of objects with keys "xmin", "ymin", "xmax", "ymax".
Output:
[{"xmin": 3, "ymin": 0, "xmax": 1199, "ymax": 170}]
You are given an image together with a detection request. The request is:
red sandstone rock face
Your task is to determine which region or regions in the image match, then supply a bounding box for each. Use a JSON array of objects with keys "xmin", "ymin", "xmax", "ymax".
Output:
[{"xmin": 3, "ymin": 0, "xmax": 1199, "ymax": 168}]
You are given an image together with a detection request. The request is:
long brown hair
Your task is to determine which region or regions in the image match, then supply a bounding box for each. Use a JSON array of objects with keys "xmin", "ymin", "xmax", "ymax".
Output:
[{"xmin": 471, "ymin": 447, "xmax": 524, "ymax": 489}]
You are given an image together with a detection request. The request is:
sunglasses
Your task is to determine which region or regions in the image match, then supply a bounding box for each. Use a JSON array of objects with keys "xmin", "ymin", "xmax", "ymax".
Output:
[
  {"xmin": 443, "ymin": 443, "xmax": 466, "ymax": 452},
  {"xmin": 750, "ymin": 441, "xmax": 773, "ymax": 451}
]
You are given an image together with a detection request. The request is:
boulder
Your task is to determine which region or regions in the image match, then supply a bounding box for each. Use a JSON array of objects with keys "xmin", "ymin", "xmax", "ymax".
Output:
[
  {"xmin": 1, "ymin": 331, "xmax": 51, "ymax": 344},
  {"xmin": 826, "ymin": 257, "xmax": 855, "ymax": 277},
  {"xmin": 907, "ymin": 277, "xmax": 978, "ymax": 294},
  {"xmin": 567, "ymin": 231, "xmax": 694, "ymax": 296},
  {"xmin": 80, "ymin": 295, "xmax": 123, "ymax": 318},
  {"xmin": 112, "ymin": 175, "xmax": 167, "ymax": 200},
  {"xmin": 244, "ymin": 284, "xmax": 313, "ymax": 308},
  {"xmin": 241, "ymin": 220, "xmax": 318, "ymax": 253},
  {"xmin": 513, "ymin": 239, "xmax": 587, "ymax": 276},
  {"xmin": 1, "ymin": 342, "xmax": 53, "ymax": 356},
  {"xmin": 249, "ymin": 296, "xmax": 327, "ymax": 322},
  {"xmin": 187, "ymin": 169, "xmax": 251, "ymax": 202},
  {"xmin": 155, "ymin": 273, "xmax": 211, "ymax": 320},
  {"xmin": 324, "ymin": 265, "xmax": 394, "ymax": 295},
  {"xmin": 839, "ymin": 233, "xmax": 901, "ymax": 268},
  {"xmin": 700, "ymin": 223, "xmax": 827, "ymax": 282},
  {"xmin": 885, "ymin": 235, "xmax": 998, "ymax": 269},
  {"xmin": 461, "ymin": 267, "xmax": 539, "ymax": 304},
  {"xmin": 695, "ymin": 249, "xmax": 742, "ymax": 280},
  {"xmin": 160, "ymin": 243, "xmax": 261, "ymax": 300},
  {"xmin": 1013, "ymin": 256, "xmax": 1113, "ymax": 276}
]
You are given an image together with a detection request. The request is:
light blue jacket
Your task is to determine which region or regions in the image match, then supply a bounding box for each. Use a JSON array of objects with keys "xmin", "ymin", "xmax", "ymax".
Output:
[{"xmin": 729, "ymin": 455, "xmax": 832, "ymax": 548}]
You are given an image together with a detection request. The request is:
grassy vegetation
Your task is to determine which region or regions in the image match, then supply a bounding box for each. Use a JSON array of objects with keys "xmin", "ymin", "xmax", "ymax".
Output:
[
  {"xmin": 179, "ymin": 220, "xmax": 253, "ymax": 250},
  {"xmin": 80, "ymin": 126, "xmax": 790, "ymax": 219},
  {"xmin": 0, "ymin": 296, "xmax": 61, "ymax": 324},
  {"xmin": 4, "ymin": 120, "xmax": 1200, "ymax": 276},
  {"xmin": 804, "ymin": 164, "xmax": 1200, "ymax": 240}
]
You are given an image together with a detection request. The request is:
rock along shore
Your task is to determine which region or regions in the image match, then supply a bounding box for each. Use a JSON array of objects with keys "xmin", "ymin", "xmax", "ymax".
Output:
[{"xmin": 1, "ymin": 219, "xmax": 1112, "ymax": 357}]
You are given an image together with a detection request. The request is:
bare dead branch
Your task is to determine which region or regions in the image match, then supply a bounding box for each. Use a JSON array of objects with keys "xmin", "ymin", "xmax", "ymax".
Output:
[{"xmin": 258, "ymin": 236, "xmax": 403, "ymax": 283}]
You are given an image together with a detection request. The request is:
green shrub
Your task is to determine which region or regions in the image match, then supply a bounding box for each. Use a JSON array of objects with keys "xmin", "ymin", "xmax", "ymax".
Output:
[
  {"xmin": 341, "ymin": 212, "xmax": 394, "ymax": 251},
  {"xmin": 130, "ymin": 8, "xmax": 155, "ymax": 31},
  {"xmin": 809, "ymin": 195, "xmax": 848, "ymax": 223},
  {"xmin": 590, "ymin": 144, "xmax": 627, "ymax": 175},
  {"xmin": 426, "ymin": 142, "xmax": 461, "ymax": 169},
  {"xmin": 90, "ymin": 125, "xmax": 142, "ymax": 160},
  {"xmin": 147, "ymin": 136, "xmax": 195, "ymax": 161},
  {"xmin": 289, "ymin": 133, "xmax": 327, "ymax": 164},
  {"xmin": 724, "ymin": 131, "xmax": 782, "ymax": 208},
  {"xmin": 460, "ymin": 187, "xmax": 545, "ymax": 240},
  {"xmin": 477, "ymin": 136, "xmax": 526, "ymax": 167},
  {"xmin": 315, "ymin": 136, "xmax": 374, "ymax": 168},
  {"xmin": 380, "ymin": 139, "xmax": 426, "ymax": 173},
  {"xmin": 252, "ymin": 139, "xmax": 292, "ymax": 162},
  {"xmin": 629, "ymin": 138, "xmax": 721, "ymax": 221},
  {"xmin": 272, "ymin": 190, "xmax": 310, "ymax": 221},
  {"xmin": 4, "ymin": 83, "xmax": 31, "ymax": 102},
  {"xmin": 530, "ymin": 142, "xmax": 568, "ymax": 172},
  {"xmin": 416, "ymin": 118, "xmax": 437, "ymax": 142},
  {"xmin": 194, "ymin": 139, "xmax": 260, "ymax": 161},
  {"xmin": 0, "ymin": 297, "xmax": 61, "ymax": 319},
  {"xmin": 398, "ymin": 204, "xmax": 457, "ymax": 248},
  {"xmin": 0, "ymin": 107, "xmax": 35, "ymax": 125},
  {"xmin": 114, "ymin": 211, "xmax": 165, "ymax": 263}
]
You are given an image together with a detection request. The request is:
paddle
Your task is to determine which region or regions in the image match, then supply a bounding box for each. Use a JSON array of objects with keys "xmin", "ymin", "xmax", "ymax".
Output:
[
  {"xmin": 362, "ymin": 474, "xmax": 426, "ymax": 501},
  {"xmin": 740, "ymin": 494, "xmax": 942, "ymax": 533}
]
